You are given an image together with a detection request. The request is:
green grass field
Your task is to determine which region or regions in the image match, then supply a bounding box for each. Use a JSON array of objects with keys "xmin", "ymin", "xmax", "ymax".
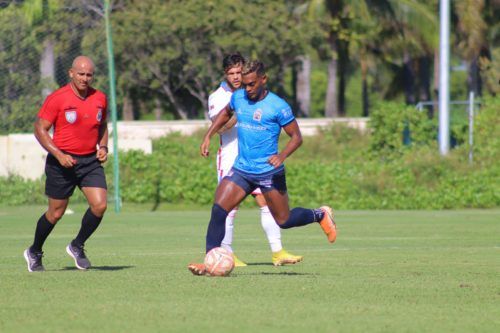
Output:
[{"xmin": 1, "ymin": 205, "xmax": 499, "ymax": 333}]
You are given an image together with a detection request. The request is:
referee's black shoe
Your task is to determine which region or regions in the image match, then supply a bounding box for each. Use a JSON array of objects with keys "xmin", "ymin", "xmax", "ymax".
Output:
[
  {"xmin": 24, "ymin": 247, "xmax": 45, "ymax": 272},
  {"xmin": 66, "ymin": 241, "xmax": 91, "ymax": 270}
]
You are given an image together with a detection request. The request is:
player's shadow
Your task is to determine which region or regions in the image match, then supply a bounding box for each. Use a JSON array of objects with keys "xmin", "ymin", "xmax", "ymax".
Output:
[
  {"xmin": 246, "ymin": 262, "xmax": 275, "ymax": 266},
  {"xmin": 59, "ymin": 265, "xmax": 134, "ymax": 271},
  {"xmin": 243, "ymin": 271, "xmax": 317, "ymax": 276},
  {"xmin": 262, "ymin": 272, "xmax": 317, "ymax": 276}
]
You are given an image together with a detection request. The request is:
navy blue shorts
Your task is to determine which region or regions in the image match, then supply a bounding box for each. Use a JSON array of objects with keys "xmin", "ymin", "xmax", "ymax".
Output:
[
  {"xmin": 45, "ymin": 152, "xmax": 107, "ymax": 199},
  {"xmin": 224, "ymin": 167, "xmax": 287, "ymax": 195}
]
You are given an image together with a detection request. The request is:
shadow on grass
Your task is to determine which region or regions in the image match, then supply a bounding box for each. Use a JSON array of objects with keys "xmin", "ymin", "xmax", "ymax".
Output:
[
  {"xmin": 59, "ymin": 265, "xmax": 134, "ymax": 271},
  {"xmin": 236, "ymin": 271, "xmax": 318, "ymax": 277},
  {"xmin": 246, "ymin": 262, "xmax": 275, "ymax": 266}
]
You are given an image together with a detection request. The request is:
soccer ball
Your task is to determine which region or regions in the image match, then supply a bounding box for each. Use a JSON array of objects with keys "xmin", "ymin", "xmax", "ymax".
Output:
[{"xmin": 204, "ymin": 247, "xmax": 235, "ymax": 277}]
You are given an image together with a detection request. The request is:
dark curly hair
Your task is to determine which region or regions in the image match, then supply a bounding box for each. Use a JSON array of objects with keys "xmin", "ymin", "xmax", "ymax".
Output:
[{"xmin": 222, "ymin": 52, "xmax": 246, "ymax": 72}]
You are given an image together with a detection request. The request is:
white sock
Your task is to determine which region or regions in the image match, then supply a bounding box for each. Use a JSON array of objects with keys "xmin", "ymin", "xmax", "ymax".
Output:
[
  {"xmin": 221, "ymin": 209, "xmax": 237, "ymax": 253},
  {"xmin": 260, "ymin": 206, "xmax": 282, "ymax": 253}
]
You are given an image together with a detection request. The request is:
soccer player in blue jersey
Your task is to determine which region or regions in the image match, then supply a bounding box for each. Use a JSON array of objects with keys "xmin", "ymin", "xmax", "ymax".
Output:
[
  {"xmin": 208, "ymin": 53, "xmax": 303, "ymax": 267},
  {"xmin": 188, "ymin": 60, "xmax": 336, "ymax": 276}
]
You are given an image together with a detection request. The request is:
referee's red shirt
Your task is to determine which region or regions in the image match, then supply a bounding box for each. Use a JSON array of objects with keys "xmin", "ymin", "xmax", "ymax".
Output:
[{"xmin": 38, "ymin": 84, "xmax": 108, "ymax": 155}]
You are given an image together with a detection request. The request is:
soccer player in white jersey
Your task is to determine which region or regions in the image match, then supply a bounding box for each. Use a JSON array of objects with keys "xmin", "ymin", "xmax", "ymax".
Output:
[
  {"xmin": 188, "ymin": 60, "xmax": 337, "ymax": 276},
  {"xmin": 208, "ymin": 53, "xmax": 302, "ymax": 266}
]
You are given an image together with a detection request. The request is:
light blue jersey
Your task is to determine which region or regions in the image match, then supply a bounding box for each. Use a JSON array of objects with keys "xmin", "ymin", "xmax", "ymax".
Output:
[{"xmin": 229, "ymin": 89, "xmax": 295, "ymax": 174}]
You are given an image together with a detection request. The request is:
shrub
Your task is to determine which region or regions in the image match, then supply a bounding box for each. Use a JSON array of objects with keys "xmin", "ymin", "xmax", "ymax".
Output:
[
  {"xmin": 369, "ymin": 101, "xmax": 435, "ymax": 155},
  {"xmin": 1, "ymin": 107, "xmax": 498, "ymax": 209}
]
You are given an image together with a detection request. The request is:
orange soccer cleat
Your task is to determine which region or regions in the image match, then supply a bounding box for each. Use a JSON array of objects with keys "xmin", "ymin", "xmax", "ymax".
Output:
[
  {"xmin": 187, "ymin": 263, "xmax": 206, "ymax": 276},
  {"xmin": 319, "ymin": 206, "xmax": 337, "ymax": 243}
]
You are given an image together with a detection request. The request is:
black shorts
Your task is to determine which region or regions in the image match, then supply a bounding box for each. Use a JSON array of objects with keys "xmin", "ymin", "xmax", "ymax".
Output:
[
  {"xmin": 224, "ymin": 167, "xmax": 288, "ymax": 195},
  {"xmin": 45, "ymin": 152, "xmax": 107, "ymax": 199}
]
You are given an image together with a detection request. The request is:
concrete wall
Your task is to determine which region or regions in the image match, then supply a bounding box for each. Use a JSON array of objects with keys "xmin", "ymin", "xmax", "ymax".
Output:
[
  {"xmin": 115, "ymin": 118, "xmax": 368, "ymax": 138},
  {"xmin": 0, "ymin": 134, "xmax": 152, "ymax": 180},
  {"xmin": 0, "ymin": 118, "xmax": 367, "ymax": 180},
  {"xmin": 0, "ymin": 134, "xmax": 47, "ymax": 180}
]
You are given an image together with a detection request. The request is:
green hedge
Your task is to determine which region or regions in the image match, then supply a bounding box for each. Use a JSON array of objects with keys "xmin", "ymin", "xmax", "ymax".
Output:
[{"xmin": 1, "ymin": 99, "xmax": 498, "ymax": 209}]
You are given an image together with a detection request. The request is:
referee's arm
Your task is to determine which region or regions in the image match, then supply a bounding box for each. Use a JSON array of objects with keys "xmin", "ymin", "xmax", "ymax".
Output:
[{"xmin": 34, "ymin": 117, "xmax": 76, "ymax": 167}]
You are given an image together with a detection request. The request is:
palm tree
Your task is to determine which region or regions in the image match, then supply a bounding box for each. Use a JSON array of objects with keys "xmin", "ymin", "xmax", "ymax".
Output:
[
  {"xmin": 295, "ymin": 0, "xmax": 343, "ymax": 117},
  {"xmin": 294, "ymin": 55, "xmax": 312, "ymax": 117},
  {"xmin": 354, "ymin": 0, "xmax": 437, "ymax": 111},
  {"xmin": 296, "ymin": 0, "xmax": 437, "ymax": 117},
  {"xmin": 454, "ymin": 0, "xmax": 488, "ymax": 95},
  {"xmin": 21, "ymin": 0, "xmax": 60, "ymax": 98}
]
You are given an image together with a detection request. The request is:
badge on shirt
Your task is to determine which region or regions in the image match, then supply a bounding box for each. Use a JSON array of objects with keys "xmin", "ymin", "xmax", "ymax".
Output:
[
  {"xmin": 281, "ymin": 108, "xmax": 292, "ymax": 118},
  {"xmin": 253, "ymin": 109, "xmax": 262, "ymax": 122},
  {"xmin": 65, "ymin": 110, "xmax": 77, "ymax": 124},
  {"xmin": 96, "ymin": 108, "xmax": 103, "ymax": 122}
]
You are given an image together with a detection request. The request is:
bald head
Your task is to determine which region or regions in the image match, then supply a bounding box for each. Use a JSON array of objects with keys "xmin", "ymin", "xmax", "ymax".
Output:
[
  {"xmin": 72, "ymin": 56, "xmax": 95, "ymax": 71},
  {"xmin": 69, "ymin": 55, "xmax": 95, "ymax": 97}
]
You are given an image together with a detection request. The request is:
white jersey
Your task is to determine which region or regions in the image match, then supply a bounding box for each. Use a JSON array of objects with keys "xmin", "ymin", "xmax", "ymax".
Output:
[{"xmin": 208, "ymin": 81, "xmax": 239, "ymax": 181}]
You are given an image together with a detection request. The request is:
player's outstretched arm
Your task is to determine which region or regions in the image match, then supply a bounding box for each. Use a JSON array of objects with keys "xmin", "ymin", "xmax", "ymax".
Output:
[
  {"xmin": 268, "ymin": 120, "xmax": 303, "ymax": 168},
  {"xmin": 34, "ymin": 117, "xmax": 76, "ymax": 167},
  {"xmin": 200, "ymin": 107, "xmax": 233, "ymax": 157}
]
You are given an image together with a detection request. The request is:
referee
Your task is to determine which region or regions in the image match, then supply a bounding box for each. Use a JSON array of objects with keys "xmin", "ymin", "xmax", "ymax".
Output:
[{"xmin": 24, "ymin": 55, "xmax": 109, "ymax": 272}]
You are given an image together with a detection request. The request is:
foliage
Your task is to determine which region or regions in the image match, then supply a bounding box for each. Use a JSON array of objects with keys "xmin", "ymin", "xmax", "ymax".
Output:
[
  {"xmin": 1, "ymin": 1, "xmax": 499, "ymax": 129},
  {"xmin": 112, "ymin": 0, "xmax": 313, "ymax": 119},
  {"xmin": 3, "ymin": 112, "xmax": 498, "ymax": 209},
  {"xmin": 118, "ymin": 132, "xmax": 217, "ymax": 205},
  {"xmin": 0, "ymin": 1, "xmax": 106, "ymax": 134},
  {"xmin": 473, "ymin": 95, "xmax": 500, "ymax": 160},
  {"xmin": 369, "ymin": 101, "xmax": 435, "ymax": 155},
  {"xmin": 0, "ymin": 176, "xmax": 45, "ymax": 205},
  {"xmin": 0, "ymin": 5, "xmax": 40, "ymax": 134}
]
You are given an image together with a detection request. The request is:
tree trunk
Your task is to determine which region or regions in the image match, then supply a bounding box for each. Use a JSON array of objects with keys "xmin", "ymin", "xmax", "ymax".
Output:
[
  {"xmin": 433, "ymin": 49, "xmax": 439, "ymax": 116},
  {"xmin": 40, "ymin": 38, "xmax": 55, "ymax": 99},
  {"xmin": 403, "ymin": 51, "xmax": 415, "ymax": 105},
  {"xmin": 338, "ymin": 40, "xmax": 348, "ymax": 116},
  {"xmin": 467, "ymin": 57, "xmax": 482, "ymax": 96},
  {"xmin": 418, "ymin": 56, "xmax": 433, "ymax": 118},
  {"xmin": 295, "ymin": 55, "xmax": 311, "ymax": 117},
  {"xmin": 325, "ymin": 58, "xmax": 339, "ymax": 118},
  {"xmin": 122, "ymin": 93, "xmax": 134, "ymax": 120},
  {"xmin": 154, "ymin": 97, "xmax": 163, "ymax": 120},
  {"xmin": 361, "ymin": 57, "xmax": 369, "ymax": 117},
  {"xmin": 160, "ymin": 84, "xmax": 188, "ymax": 119}
]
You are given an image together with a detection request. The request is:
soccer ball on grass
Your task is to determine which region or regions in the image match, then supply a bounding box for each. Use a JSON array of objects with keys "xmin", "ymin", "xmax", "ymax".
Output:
[{"xmin": 204, "ymin": 247, "xmax": 235, "ymax": 277}]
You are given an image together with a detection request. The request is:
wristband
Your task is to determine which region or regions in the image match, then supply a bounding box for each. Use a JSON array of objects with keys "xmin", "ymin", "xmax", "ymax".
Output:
[{"xmin": 99, "ymin": 145, "xmax": 108, "ymax": 153}]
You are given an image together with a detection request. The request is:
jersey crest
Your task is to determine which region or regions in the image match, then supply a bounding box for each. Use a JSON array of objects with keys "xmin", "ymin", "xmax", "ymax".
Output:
[
  {"xmin": 65, "ymin": 110, "xmax": 77, "ymax": 124},
  {"xmin": 96, "ymin": 108, "xmax": 103, "ymax": 122},
  {"xmin": 253, "ymin": 109, "xmax": 262, "ymax": 122}
]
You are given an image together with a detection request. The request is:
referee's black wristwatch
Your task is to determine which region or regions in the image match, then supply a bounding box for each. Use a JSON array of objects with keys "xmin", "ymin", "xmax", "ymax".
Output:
[{"xmin": 99, "ymin": 145, "xmax": 108, "ymax": 153}]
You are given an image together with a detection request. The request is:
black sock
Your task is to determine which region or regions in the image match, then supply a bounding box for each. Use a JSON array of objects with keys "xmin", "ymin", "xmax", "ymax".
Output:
[
  {"xmin": 205, "ymin": 204, "xmax": 228, "ymax": 253},
  {"xmin": 279, "ymin": 207, "xmax": 318, "ymax": 229},
  {"xmin": 312, "ymin": 208, "xmax": 325, "ymax": 222},
  {"xmin": 31, "ymin": 213, "xmax": 55, "ymax": 252},
  {"xmin": 73, "ymin": 208, "xmax": 103, "ymax": 247}
]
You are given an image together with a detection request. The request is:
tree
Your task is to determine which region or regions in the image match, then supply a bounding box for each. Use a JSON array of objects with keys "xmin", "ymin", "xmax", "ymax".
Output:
[
  {"xmin": 112, "ymin": 0, "xmax": 310, "ymax": 120},
  {"xmin": 299, "ymin": 0, "xmax": 343, "ymax": 117},
  {"xmin": 455, "ymin": 0, "xmax": 488, "ymax": 95},
  {"xmin": 21, "ymin": 0, "xmax": 60, "ymax": 98},
  {"xmin": 0, "ymin": 4, "xmax": 41, "ymax": 133},
  {"xmin": 355, "ymin": 0, "xmax": 437, "ymax": 111},
  {"xmin": 293, "ymin": 55, "xmax": 312, "ymax": 117}
]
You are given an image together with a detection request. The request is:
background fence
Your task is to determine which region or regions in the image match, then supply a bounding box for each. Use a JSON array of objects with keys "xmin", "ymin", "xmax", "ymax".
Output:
[{"xmin": 0, "ymin": 0, "xmax": 109, "ymax": 134}]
